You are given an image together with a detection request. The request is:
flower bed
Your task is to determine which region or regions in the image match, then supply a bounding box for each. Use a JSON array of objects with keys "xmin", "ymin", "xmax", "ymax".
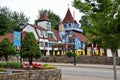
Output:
[
  {"xmin": 22, "ymin": 62, "xmax": 56, "ymax": 69},
  {"xmin": 0, "ymin": 62, "xmax": 61, "ymax": 80}
]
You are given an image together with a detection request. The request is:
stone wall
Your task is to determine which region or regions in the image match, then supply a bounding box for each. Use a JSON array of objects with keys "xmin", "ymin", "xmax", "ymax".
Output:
[
  {"xmin": 39, "ymin": 56, "xmax": 120, "ymax": 65},
  {"xmin": 0, "ymin": 69, "xmax": 61, "ymax": 80}
]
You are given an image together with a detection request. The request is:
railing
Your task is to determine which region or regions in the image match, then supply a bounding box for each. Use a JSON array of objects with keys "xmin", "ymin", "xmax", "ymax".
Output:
[{"xmin": 64, "ymin": 27, "xmax": 83, "ymax": 32}]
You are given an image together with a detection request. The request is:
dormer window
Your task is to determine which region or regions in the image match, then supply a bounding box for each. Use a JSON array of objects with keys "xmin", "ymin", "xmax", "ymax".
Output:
[{"xmin": 48, "ymin": 33, "xmax": 53, "ymax": 38}]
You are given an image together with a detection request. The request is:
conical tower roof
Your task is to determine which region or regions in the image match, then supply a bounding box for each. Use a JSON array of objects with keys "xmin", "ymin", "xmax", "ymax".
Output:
[
  {"xmin": 62, "ymin": 8, "xmax": 74, "ymax": 23},
  {"xmin": 37, "ymin": 13, "xmax": 50, "ymax": 22}
]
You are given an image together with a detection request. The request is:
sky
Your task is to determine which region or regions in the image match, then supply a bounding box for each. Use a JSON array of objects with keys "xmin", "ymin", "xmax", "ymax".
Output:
[{"xmin": 0, "ymin": 0, "xmax": 83, "ymax": 24}]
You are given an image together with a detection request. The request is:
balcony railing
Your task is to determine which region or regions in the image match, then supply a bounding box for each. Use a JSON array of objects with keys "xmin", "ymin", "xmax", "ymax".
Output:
[{"xmin": 64, "ymin": 28, "xmax": 83, "ymax": 32}]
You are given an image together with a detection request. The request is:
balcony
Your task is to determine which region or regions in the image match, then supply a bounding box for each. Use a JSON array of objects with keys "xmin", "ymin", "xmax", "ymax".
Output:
[{"xmin": 64, "ymin": 27, "xmax": 83, "ymax": 33}]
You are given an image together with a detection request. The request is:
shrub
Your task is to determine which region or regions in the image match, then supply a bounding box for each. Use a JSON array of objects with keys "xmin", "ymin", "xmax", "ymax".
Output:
[
  {"xmin": 0, "ymin": 68, "xmax": 6, "ymax": 72},
  {"xmin": 66, "ymin": 51, "xmax": 76, "ymax": 57},
  {"xmin": 0, "ymin": 62, "xmax": 6, "ymax": 67},
  {"xmin": 41, "ymin": 65, "xmax": 56, "ymax": 69},
  {"xmin": 77, "ymin": 56, "xmax": 80, "ymax": 60},
  {"xmin": 41, "ymin": 64, "xmax": 48, "ymax": 67},
  {"xmin": 41, "ymin": 64, "xmax": 56, "ymax": 69},
  {"xmin": 0, "ymin": 62, "xmax": 22, "ymax": 69}
]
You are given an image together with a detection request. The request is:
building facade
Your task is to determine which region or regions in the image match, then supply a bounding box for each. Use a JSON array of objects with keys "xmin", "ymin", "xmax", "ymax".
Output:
[{"xmin": 22, "ymin": 8, "xmax": 87, "ymax": 56}]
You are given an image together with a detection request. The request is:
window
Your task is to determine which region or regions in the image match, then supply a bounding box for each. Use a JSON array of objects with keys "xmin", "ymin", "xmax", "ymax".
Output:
[
  {"xmin": 48, "ymin": 33, "xmax": 53, "ymax": 38},
  {"xmin": 40, "ymin": 30, "xmax": 43, "ymax": 36},
  {"xmin": 45, "ymin": 31, "xmax": 47, "ymax": 37},
  {"xmin": 45, "ymin": 42, "xmax": 48, "ymax": 47},
  {"xmin": 49, "ymin": 42, "xmax": 52, "ymax": 47},
  {"xmin": 69, "ymin": 37, "xmax": 73, "ymax": 43},
  {"xmin": 64, "ymin": 24, "xmax": 67, "ymax": 28},
  {"xmin": 40, "ymin": 42, "xmax": 44, "ymax": 47},
  {"xmin": 69, "ymin": 23, "xmax": 71, "ymax": 27},
  {"xmin": 46, "ymin": 23, "xmax": 50, "ymax": 30}
]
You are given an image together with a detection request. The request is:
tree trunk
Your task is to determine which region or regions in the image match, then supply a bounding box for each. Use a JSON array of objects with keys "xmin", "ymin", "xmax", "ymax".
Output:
[
  {"xmin": 4, "ymin": 55, "xmax": 8, "ymax": 62},
  {"xmin": 29, "ymin": 57, "xmax": 33, "ymax": 66},
  {"xmin": 112, "ymin": 49, "xmax": 117, "ymax": 80}
]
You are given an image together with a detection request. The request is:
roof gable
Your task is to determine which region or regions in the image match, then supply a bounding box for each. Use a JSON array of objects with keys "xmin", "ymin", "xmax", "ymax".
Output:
[
  {"xmin": 62, "ymin": 8, "xmax": 74, "ymax": 23},
  {"xmin": 29, "ymin": 24, "xmax": 45, "ymax": 30}
]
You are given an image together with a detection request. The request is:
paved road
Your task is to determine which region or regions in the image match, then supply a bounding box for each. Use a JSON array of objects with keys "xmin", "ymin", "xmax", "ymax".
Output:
[{"xmin": 57, "ymin": 66, "xmax": 120, "ymax": 80}]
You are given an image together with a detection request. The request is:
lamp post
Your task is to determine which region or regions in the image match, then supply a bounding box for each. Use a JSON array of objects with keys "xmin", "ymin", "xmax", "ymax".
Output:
[
  {"xmin": 73, "ymin": 35, "xmax": 76, "ymax": 66},
  {"xmin": 19, "ymin": 23, "xmax": 24, "ymax": 63}
]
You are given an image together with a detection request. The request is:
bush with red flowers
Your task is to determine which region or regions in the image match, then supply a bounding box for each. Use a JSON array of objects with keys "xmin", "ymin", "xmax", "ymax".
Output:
[
  {"xmin": 22, "ymin": 62, "xmax": 30, "ymax": 69},
  {"xmin": 32, "ymin": 62, "xmax": 41, "ymax": 69},
  {"xmin": 22, "ymin": 62, "xmax": 41, "ymax": 69}
]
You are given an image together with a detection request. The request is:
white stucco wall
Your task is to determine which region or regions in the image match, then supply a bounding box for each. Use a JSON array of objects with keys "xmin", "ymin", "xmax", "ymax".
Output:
[
  {"xmin": 118, "ymin": 49, "xmax": 120, "ymax": 57},
  {"xmin": 23, "ymin": 25, "xmax": 39, "ymax": 40},
  {"xmin": 37, "ymin": 21, "xmax": 51, "ymax": 30},
  {"xmin": 107, "ymin": 49, "xmax": 120, "ymax": 57},
  {"xmin": 107, "ymin": 49, "xmax": 112, "ymax": 57}
]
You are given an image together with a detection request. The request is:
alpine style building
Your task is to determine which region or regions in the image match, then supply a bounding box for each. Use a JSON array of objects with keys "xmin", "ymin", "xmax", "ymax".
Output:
[{"xmin": 22, "ymin": 8, "xmax": 87, "ymax": 56}]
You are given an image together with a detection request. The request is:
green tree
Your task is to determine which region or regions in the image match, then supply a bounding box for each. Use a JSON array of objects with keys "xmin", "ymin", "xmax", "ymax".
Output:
[
  {"xmin": 0, "ymin": 38, "xmax": 16, "ymax": 62},
  {"xmin": 73, "ymin": 0, "xmax": 120, "ymax": 49},
  {"xmin": 20, "ymin": 32, "xmax": 42, "ymax": 65},
  {"xmin": 0, "ymin": 14, "xmax": 10, "ymax": 35},
  {"xmin": 38, "ymin": 9, "xmax": 61, "ymax": 29},
  {"xmin": 73, "ymin": 0, "xmax": 120, "ymax": 80},
  {"xmin": 79, "ymin": 15, "xmax": 93, "ymax": 38},
  {"xmin": 0, "ymin": 6, "xmax": 29, "ymax": 35}
]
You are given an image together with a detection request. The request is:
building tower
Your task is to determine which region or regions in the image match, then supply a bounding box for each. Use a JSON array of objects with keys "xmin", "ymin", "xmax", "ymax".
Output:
[{"xmin": 59, "ymin": 8, "xmax": 87, "ymax": 50}]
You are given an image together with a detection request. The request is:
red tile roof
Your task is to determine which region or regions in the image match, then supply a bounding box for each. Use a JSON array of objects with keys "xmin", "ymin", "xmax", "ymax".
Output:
[
  {"xmin": 0, "ymin": 33, "xmax": 13, "ymax": 42},
  {"xmin": 29, "ymin": 24, "xmax": 46, "ymax": 30},
  {"xmin": 21, "ymin": 31, "xmax": 27, "ymax": 40},
  {"xmin": 48, "ymin": 38, "xmax": 57, "ymax": 42},
  {"xmin": 52, "ymin": 30, "xmax": 61, "ymax": 41},
  {"xmin": 0, "ymin": 32, "xmax": 27, "ymax": 43},
  {"xmin": 37, "ymin": 13, "xmax": 50, "ymax": 21},
  {"xmin": 62, "ymin": 8, "xmax": 74, "ymax": 23},
  {"xmin": 72, "ymin": 31, "xmax": 87, "ymax": 42},
  {"xmin": 39, "ymin": 37, "xmax": 57, "ymax": 42}
]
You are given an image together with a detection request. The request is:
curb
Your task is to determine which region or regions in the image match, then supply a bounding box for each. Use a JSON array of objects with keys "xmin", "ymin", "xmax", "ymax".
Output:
[{"xmin": 45, "ymin": 63, "xmax": 120, "ymax": 70}]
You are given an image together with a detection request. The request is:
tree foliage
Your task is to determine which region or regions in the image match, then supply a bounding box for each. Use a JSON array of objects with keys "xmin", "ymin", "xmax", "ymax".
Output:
[
  {"xmin": 38, "ymin": 9, "xmax": 61, "ymax": 29},
  {"xmin": 79, "ymin": 15, "xmax": 93, "ymax": 38},
  {"xmin": 0, "ymin": 38, "xmax": 16, "ymax": 62},
  {"xmin": 73, "ymin": 0, "xmax": 120, "ymax": 51},
  {"xmin": 0, "ymin": 14, "xmax": 10, "ymax": 35},
  {"xmin": 20, "ymin": 32, "xmax": 42, "ymax": 65},
  {"xmin": 0, "ymin": 6, "xmax": 29, "ymax": 35}
]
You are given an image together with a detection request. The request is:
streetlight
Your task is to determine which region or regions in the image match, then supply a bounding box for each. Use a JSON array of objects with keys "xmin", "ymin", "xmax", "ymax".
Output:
[
  {"xmin": 19, "ymin": 23, "xmax": 24, "ymax": 63},
  {"xmin": 73, "ymin": 35, "xmax": 77, "ymax": 66}
]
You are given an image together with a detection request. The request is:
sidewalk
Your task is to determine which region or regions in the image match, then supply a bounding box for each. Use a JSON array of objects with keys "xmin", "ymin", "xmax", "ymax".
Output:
[{"xmin": 40, "ymin": 62, "xmax": 120, "ymax": 70}]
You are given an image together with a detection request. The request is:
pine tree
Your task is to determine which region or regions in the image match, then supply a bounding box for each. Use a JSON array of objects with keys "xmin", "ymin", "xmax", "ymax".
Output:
[
  {"xmin": 0, "ymin": 38, "xmax": 16, "ymax": 62},
  {"xmin": 20, "ymin": 32, "xmax": 42, "ymax": 65}
]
